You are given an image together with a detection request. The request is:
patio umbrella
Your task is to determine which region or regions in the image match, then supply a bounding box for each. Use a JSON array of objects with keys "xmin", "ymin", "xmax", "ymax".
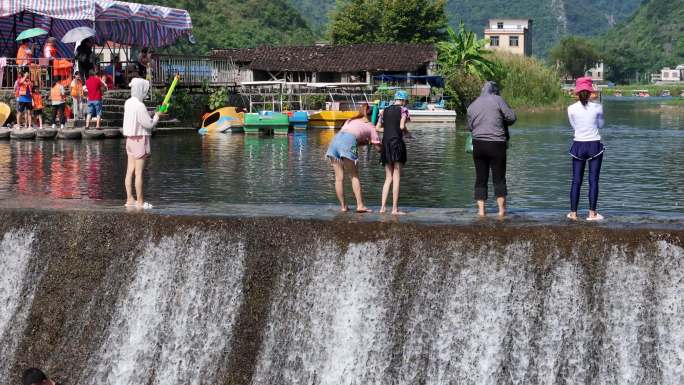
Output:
[
  {"xmin": 16, "ymin": 27, "xmax": 47, "ymax": 41},
  {"xmin": 61, "ymin": 27, "xmax": 96, "ymax": 44}
]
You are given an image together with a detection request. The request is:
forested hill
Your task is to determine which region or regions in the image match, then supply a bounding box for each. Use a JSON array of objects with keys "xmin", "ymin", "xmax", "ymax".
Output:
[
  {"xmin": 598, "ymin": 0, "xmax": 684, "ymax": 82},
  {"xmin": 141, "ymin": 0, "xmax": 315, "ymax": 53},
  {"xmin": 288, "ymin": 0, "xmax": 641, "ymax": 56}
]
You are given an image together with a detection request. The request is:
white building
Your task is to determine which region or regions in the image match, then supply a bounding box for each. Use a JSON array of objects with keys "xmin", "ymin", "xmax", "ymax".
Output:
[
  {"xmin": 484, "ymin": 19, "xmax": 533, "ymax": 56},
  {"xmin": 585, "ymin": 62, "xmax": 604, "ymax": 82},
  {"xmin": 653, "ymin": 65, "xmax": 684, "ymax": 84}
]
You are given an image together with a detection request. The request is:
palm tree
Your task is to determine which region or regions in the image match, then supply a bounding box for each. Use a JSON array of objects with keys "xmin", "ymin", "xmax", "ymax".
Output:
[{"xmin": 437, "ymin": 23, "xmax": 498, "ymax": 80}]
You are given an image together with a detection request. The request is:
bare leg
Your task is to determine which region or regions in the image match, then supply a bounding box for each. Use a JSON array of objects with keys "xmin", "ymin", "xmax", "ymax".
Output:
[
  {"xmin": 380, "ymin": 164, "xmax": 393, "ymax": 213},
  {"xmin": 25, "ymin": 111, "xmax": 32, "ymax": 129},
  {"xmin": 477, "ymin": 200, "xmax": 486, "ymax": 217},
  {"xmin": 124, "ymin": 156, "xmax": 136, "ymax": 206},
  {"xmin": 37, "ymin": 114, "xmax": 42, "ymax": 129},
  {"xmin": 344, "ymin": 159, "xmax": 370, "ymax": 213},
  {"xmin": 134, "ymin": 158, "xmax": 146, "ymax": 206},
  {"xmin": 391, "ymin": 162, "xmax": 405, "ymax": 215},
  {"xmin": 332, "ymin": 161, "xmax": 347, "ymax": 212},
  {"xmin": 16, "ymin": 109, "xmax": 21, "ymax": 128},
  {"xmin": 95, "ymin": 116, "xmax": 101, "ymax": 129},
  {"xmin": 497, "ymin": 197, "xmax": 506, "ymax": 218},
  {"xmin": 85, "ymin": 114, "xmax": 91, "ymax": 129}
]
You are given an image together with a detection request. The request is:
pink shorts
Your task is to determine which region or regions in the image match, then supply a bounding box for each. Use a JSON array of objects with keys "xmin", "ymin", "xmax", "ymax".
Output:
[{"xmin": 126, "ymin": 136, "xmax": 151, "ymax": 159}]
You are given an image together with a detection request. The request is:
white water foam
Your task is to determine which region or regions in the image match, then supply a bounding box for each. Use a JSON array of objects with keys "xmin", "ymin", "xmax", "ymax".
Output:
[
  {"xmin": 252, "ymin": 241, "xmax": 393, "ymax": 385},
  {"xmin": 0, "ymin": 230, "xmax": 36, "ymax": 380},
  {"xmin": 87, "ymin": 232, "xmax": 246, "ymax": 385},
  {"xmin": 655, "ymin": 241, "xmax": 684, "ymax": 385}
]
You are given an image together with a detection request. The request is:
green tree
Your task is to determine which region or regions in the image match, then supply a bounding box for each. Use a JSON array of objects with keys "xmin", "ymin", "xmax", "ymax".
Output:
[
  {"xmin": 550, "ymin": 36, "xmax": 602, "ymax": 79},
  {"xmin": 437, "ymin": 23, "xmax": 498, "ymax": 80},
  {"xmin": 329, "ymin": 0, "xmax": 447, "ymax": 44}
]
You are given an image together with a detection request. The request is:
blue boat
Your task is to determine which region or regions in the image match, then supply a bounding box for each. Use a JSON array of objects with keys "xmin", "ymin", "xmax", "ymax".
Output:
[{"xmin": 288, "ymin": 111, "xmax": 309, "ymax": 130}]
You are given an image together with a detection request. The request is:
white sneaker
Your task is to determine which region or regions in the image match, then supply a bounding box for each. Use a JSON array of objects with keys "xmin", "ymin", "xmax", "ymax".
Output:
[
  {"xmin": 51, "ymin": 124, "xmax": 55, "ymax": 129},
  {"xmin": 138, "ymin": 202, "xmax": 153, "ymax": 210},
  {"xmin": 586, "ymin": 213, "xmax": 604, "ymax": 221},
  {"xmin": 60, "ymin": 124, "xmax": 64, "ymax": 130}
]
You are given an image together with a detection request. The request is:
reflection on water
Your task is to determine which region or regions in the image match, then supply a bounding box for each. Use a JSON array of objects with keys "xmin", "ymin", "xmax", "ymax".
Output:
[{"xmin": 0, "ymin": 100, "xmax": 681, "ymax": 215}]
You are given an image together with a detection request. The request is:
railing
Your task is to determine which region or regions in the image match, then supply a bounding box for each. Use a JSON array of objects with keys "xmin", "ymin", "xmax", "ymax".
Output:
[
  {"xmin": 0, "ymin": 58, "xmax": 74, "ymax": 90},
  {"xmin": 152, "ymin": 54, "xmax": 240, "ymax": 87}
]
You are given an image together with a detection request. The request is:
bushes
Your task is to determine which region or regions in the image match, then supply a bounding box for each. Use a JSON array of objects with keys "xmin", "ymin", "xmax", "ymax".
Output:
[{"xmin": 442, "ymin": 52, "xmax": 566, "ymax": 114}]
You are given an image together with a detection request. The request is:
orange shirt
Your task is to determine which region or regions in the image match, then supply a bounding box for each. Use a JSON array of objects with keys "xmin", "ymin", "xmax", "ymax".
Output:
[
  {"xmin": 50, "ymin": 84, "xmax": 66, "ymax": 103},
  {"xmin": 32, "ymin": 92, "xmax": 44, "ymax": 110},
  {"xmin": 70, "ymin": 79, "xmax": 83, "ymax": 97},
  {"xmin": 43, "ymin": 44, "xmax": 57, "ymax": 59},
  {"xmin": 16, "ymin": 44, "xmax": 32, "ymax": 66}
]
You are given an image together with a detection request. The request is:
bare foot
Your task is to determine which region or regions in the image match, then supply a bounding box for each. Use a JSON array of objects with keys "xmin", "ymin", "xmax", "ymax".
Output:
[
  {"xmin": 125, "ymin": 200, "xmax": 136, "ymax": 207},
  {"xmin": 379, "ymin": 207, "xmax": 387, "ymax": 214},
  {"xmin": 391, "ymin": 210, "xmax": 406, "ymax": 216},
  {"xmin": 356, "ymin": 207, "xmax": 373, "ymax": 213},
  {"xmin": 478, "ymin": 211, "xmax": 486, "ymax": 217},
  {"xmin": 498, "ymin": 210, "xmax": 506, "ymax": 218},
  {"xmin": 340, "ymin": 205, "xmax": 349, "ymax": 212}
]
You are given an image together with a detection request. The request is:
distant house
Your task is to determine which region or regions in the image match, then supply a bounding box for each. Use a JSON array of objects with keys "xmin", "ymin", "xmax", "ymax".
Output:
[
  {"xmin": 484, "ymin": 19, "xmax": 533, "ymax": 56},
  {"xmin": 211, "ymin": 43, "xmax": 438, "ymax": 85},
  {"xmin": 661, "ymin": 66, "xmax": 683, "ymax": 82},
  {"xmin": 585, "ymin": 62, "xmax": 604, "ymax": 82}
]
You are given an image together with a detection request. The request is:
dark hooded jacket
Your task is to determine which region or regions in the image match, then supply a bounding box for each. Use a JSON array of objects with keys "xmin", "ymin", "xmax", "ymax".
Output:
[{"xmin": 466, "ymin": 81, "xmax": 517, "ymax": 142}]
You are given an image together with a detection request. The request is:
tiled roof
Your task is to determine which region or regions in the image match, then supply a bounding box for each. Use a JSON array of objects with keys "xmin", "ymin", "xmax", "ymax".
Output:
[{"xmin": 211, "ymin": 43, "xmax": 437, "ymax": 73}]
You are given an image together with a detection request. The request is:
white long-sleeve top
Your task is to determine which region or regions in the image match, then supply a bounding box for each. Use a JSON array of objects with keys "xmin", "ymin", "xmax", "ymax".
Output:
[
  {"xmin": 123, "ymin": 97, "xmax": 159, "ymax": 137},
  {"xmin": 567, "ymin": 101, "xmax": 604, "ymax": 141}
]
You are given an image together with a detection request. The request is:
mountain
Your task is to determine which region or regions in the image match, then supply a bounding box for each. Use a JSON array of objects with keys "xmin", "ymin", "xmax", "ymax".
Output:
[
  {"xmin": 598, "ymin": 0, "xmax": 684, "ymax": 82},
  {"xmin": 287, "ymin": 0, "xmax": 641, "ymax": 56},
  {"xmin": 142, "ymin": 0, "xmax": 315, "ymax": 53}
]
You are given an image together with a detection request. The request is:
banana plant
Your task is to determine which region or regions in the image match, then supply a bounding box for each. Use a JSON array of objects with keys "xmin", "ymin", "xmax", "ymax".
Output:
[{"xmin": 437, "ymin": 22, "xmax": 499, "ymax": 80}]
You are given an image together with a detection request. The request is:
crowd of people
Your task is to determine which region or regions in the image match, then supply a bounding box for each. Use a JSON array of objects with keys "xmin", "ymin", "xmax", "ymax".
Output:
[
  {"xmin": 12, "ymin": 37, "xmax": 155, "ymax": 130},
  {"xmin": 326, "ymin": 77, "xmax": 605, "ymax": 220}
]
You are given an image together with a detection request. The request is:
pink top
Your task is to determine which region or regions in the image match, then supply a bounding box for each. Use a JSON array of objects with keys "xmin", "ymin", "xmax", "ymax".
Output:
[{"xmin": 340, "ymin": 118, "xmax": 380, "ymax": 144}]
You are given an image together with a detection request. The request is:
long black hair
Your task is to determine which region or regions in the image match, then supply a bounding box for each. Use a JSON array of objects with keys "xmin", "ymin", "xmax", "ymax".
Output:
[{"xmin": 578, "ymin": 90, "xmax": 591, "ymax": 106}]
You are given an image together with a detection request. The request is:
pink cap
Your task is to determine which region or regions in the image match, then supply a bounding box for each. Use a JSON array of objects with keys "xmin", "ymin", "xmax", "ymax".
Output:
[{"xmin": 575, "ymin": 77, "xmax": 594, "ymax": 94}]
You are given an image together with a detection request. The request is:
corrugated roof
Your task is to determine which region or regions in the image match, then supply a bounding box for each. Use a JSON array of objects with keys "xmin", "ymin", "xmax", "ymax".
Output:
[{"xmin": 211, "ymin": 43, "xmax": 437, "ymax": 73}]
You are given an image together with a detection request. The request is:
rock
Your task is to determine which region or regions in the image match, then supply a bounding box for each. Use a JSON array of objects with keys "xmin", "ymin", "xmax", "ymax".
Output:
[
  {"xmin": 10, "ymin": 128, "xmax": 36, "ymax": 140},
  {"xmin": 35, "ymin": 129, "xmax": 58, "ymax": 139},
  {"xmin": 82, "ymin": 129, "xmax": 105, "ymax": 140},
  {"xmin": 57, "ymin": 129, "xmax": 82, "ymax": 140},
  {"xmin": 0, "ymin": 128, "xmax": 10, "ymax": 139},
  {"xmin": 103, "ymin": 128, "xmax": 122, "ymax": 138}
]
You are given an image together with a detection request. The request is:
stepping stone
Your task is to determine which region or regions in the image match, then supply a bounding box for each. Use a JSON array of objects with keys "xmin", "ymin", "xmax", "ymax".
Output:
[
  {"xmin": 36, "ymin": 129, "xmax": 58, "ymax": 139},
  {"xmin": 10, "ymin": 128, "xmax": 36, "ymax": 140},
  {"xmin": 58, "ymin": 129, "xmax": 82, "ymax": 140},
  {"xmin": 103, "ymin": 128, "xmax": 122, "ymax": 138},
  {"xmin": 82, "ymin": 129, "xmax": 105, "ymax": 139},
  {"xmin": 0, "ymin": 128, "xmax": 10, "ymax": 139}
]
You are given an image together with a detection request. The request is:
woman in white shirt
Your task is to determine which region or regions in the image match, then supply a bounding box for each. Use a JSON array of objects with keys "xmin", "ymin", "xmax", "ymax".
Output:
[
  {"xmin": 123, "ymin": 78, "xmax": 160, "ymax": 209},
  {"xmin": 567, "ymin": 77, "xmax": 605, "ymax": 221}
]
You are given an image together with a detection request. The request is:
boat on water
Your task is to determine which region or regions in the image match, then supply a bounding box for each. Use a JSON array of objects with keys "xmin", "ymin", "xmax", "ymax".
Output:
[
  {"xmin": 200, "ymin": 107, "xmax": 245, "ymax": 134},
  {"xmin": 308, "ymin": 110, "xmax": 357, "ymax": 129},
  {"xmin": 244, "ymin": 111, "xmax": 289, "ymax": 135},
  {"xmin": 661, "ymin": 90, "xmax": 672, "ymax": 97},
  {"xmin": 287, "ymin": 110, "xmax": 309, "ymax": 130},
  {"xmin": 631, "ymin": 89, "xmax": 651, "ymax": 97}
]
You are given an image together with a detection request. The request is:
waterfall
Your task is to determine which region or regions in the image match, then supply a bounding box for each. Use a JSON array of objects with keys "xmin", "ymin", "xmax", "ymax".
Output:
[
  {"xmin": 0, "ymin": 211, "xmax": 682, "ymax": 385},
  {"xmin": 0, "ymin": 230, "xmax": 37, "ymax": 381},
  {"xmin": 84, "ymin": 232, "xmax": 246, "ymax": 385}
]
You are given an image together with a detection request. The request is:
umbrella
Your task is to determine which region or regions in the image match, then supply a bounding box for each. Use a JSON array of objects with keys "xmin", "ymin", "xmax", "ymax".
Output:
[
  {"xmin": 16, "ymin": 28, "xmax": 48, "ymax": 41},
  {"xmin": 61, "ymin": 27, "xmax": 96, "ymax": 44}
]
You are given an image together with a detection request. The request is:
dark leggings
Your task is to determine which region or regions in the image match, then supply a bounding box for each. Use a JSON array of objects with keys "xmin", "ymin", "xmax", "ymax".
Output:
[
  {"xmin": 52, "ymin": 103, "xmax": 66, "ymax": 125},
  {"xmin": 472, "ymin": 140, "xmax": 507, "ymax": 201},
  {"xmin": 570, "ymin": 154, "xmax": 603, "ymax": 212}
]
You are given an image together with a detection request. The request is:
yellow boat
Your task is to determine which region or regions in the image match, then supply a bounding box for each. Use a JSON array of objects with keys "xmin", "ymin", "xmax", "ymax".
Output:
[
  {"xmin": 0, "ymin": 102, "xmax": 10, "ymax": 126},
  {"xmin": 199, "ymin": 107, "xmax": 245, "ymax": 134},
  {"xmin": 308, "ymin": 110, "xmax": 358, "ymax": 129}
]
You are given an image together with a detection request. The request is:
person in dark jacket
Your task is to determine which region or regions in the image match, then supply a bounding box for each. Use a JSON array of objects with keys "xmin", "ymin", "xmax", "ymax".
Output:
[
  {"xmin": 376, "ymin": 90, "xmax": 411, "ymax": 215},
  {"xmin": 467, "ymin": 81, "xmax": 516, "ymax": 218}
]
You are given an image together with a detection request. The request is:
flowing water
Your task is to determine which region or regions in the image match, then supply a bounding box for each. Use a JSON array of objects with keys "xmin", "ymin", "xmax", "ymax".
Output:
[{"xmin": 0, "ymin": 99, "xmax": 682, "ymax": 385}]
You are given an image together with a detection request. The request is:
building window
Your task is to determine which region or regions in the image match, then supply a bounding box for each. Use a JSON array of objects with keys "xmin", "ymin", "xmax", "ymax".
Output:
[
  {"xmin": 497, "ymin": 22, "xmax": 503, "ymax": 29},
  {"xmin": 587, "ymin": 71, "xmax": 593, "ymax": 77},
  {"xmin": 490, "ymin": 36, "xmax": 499, "ymax": 46},
  {"xmin": 664, "ymin": 72, "xmax": 669, "ymax": 78},
  {"xmin": 597, "ymin": 72, "xmax": 601, "ymax": 78},
  {"xmin": 509, "ymin": 36, "xmax": 519, "ymax": 47}
]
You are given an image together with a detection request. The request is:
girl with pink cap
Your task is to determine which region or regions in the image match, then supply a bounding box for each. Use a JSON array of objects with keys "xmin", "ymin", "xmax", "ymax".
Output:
[{"xmin": 566, "ymin": 77, "xmax": 605, "ymax": 221}]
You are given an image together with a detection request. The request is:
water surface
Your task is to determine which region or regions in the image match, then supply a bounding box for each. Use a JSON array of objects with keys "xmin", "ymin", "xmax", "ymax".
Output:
[{"xmin": 0, "ymin": 100, "xmax": 681, "ymax": 219}]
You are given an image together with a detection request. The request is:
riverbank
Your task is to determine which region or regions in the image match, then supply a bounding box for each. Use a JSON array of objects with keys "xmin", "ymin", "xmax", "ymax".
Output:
[{"xmin": 0, "ymin": 207, "xmax": 682, "ymax": 385}]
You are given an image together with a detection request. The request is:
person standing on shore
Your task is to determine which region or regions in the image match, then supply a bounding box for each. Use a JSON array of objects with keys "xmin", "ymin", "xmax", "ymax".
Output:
[
  {"xmin": 325, "ymin": 103, "xmax": 380, "ymax": 213},
  {"xmin": 123, "ymin": 77, "xmax": 160, "ymax": 209},
  {"xmin": 70, "ymin": 72, "xmax": 84, "ymax": 119},
  {"xmin": 467, "ymin": 81, "xmax": 516, "ymax": 218},
  {"xmin": 16, "ymin": 69, "xmax": 33, "ymax": 129},
  {"xmin": 50, "ymin": 76, "xmax": 67, "ymax": 130},
  {"xmin": 85, "ymin": 70, "xmax": 106, "ymax": 130},
  {"xmin": 566, "ymin": 77, "xmax": 605, "ymax": 221},
  {"xmin": 376, "ymin": 90, "xmax": 411, "ymax": 215}
]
